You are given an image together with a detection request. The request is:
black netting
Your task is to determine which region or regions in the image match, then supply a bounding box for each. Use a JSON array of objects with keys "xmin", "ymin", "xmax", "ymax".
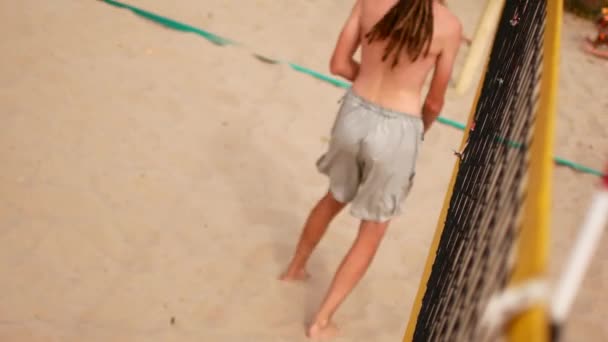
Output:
[{"xmin": 412, "ymin": 1, "xmax": 546, "ymax": 341}]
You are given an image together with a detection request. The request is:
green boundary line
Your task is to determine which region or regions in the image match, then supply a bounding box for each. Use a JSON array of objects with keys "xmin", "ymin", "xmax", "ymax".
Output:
[{"xmin": 100, "ymin": 0, "xmax": 604, "ymax": 178}]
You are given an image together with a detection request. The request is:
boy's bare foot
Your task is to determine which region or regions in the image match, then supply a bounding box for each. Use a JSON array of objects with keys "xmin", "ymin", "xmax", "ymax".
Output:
[
  {"xmin": 279, "ymin": 268, "xmax": 310, "ymax": 282},
  {"xmin": 307, "ymin": 320, "xmax": 339, "ymax": 340}
]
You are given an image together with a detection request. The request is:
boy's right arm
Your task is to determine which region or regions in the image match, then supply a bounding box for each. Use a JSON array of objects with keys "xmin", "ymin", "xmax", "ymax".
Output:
[
  {"xmin": 422, "ymin": 20, "xmax": 462, "ymax": 132},
  {"xmin": 329, "ymin": 0, "xmax": 362, "ymax": 82}
]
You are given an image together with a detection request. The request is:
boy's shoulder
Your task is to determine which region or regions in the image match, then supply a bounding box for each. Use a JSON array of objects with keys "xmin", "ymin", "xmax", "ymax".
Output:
[
  {"xmin": 436, "ymin": 3, "xmax": 462, "ymax": 29},
  {"xmin": 435, "ymin": 3, "xmax": 463, "ymax": 39}
]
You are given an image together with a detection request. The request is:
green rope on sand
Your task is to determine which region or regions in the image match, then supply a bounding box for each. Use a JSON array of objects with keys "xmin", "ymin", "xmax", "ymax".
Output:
[
  {"xmin": 555, "ymin": 157, "xmax": 605, "ymax": 177},
  {"xmin": 102, "ymin": 0, "xmax": 232, "ymax": 45},
  {"xmin": 100, "ymin": 0, "xmax": 605, "ymax": 178}
]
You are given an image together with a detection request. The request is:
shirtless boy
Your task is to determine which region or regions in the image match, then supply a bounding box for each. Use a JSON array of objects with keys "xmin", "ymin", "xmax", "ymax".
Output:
[{"xmin": 280, "ymin": 0, "xmax": 463, "ymax": 339}]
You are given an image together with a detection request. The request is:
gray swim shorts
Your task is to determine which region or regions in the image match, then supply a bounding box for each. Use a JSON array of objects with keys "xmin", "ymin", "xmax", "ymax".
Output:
[{"xmin": 316, "ymin": 89, "xmax": 424, "ymax": 222}]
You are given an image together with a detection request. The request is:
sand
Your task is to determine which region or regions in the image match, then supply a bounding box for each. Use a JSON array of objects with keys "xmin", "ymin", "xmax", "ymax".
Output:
[{"xmin": 0, "ymin": 0, "xmax": 606, "ymax": 341}]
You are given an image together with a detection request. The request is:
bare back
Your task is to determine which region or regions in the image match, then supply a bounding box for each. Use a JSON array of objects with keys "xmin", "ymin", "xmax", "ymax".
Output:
[{"xmin": 348, "ymin": 0, "xmax": 462, "ymax": 116}]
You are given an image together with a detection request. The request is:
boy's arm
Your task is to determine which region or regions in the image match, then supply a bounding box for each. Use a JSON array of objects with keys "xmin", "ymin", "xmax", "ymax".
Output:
[
  {"xmin": 329, "ymin": 0, "xmax": 362, "ymax": 82},
  {"xmin": 583, "ymin": 41, "xmax": 608, "ymax": 59},
  {"xmin": 423, "ymin": 21, "xmax": 463, "ymax": 132}
]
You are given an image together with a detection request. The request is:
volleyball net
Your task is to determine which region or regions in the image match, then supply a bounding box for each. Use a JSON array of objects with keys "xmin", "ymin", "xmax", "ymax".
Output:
[{"xmin": 404, "ymin": 1, "xmax": 562, "ymax": 341}]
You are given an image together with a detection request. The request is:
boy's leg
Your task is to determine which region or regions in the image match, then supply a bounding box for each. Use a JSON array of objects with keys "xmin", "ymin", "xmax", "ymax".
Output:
[
  {"xmin": 582, "ymin": 41, "xmax": 608, "ymax": 60},
  {"xmin": 307, "ymin": 219, "xmax": 389, "ymax": 339},
  {"xmin": 281, "ymin": 191, "xmax": 347, "ymax": 281}
]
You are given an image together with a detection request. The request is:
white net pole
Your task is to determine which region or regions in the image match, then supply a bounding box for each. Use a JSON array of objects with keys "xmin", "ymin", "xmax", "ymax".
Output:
[{"xmin": 551, "ymin": 168, "xmax": 608, "ymax": 331}]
